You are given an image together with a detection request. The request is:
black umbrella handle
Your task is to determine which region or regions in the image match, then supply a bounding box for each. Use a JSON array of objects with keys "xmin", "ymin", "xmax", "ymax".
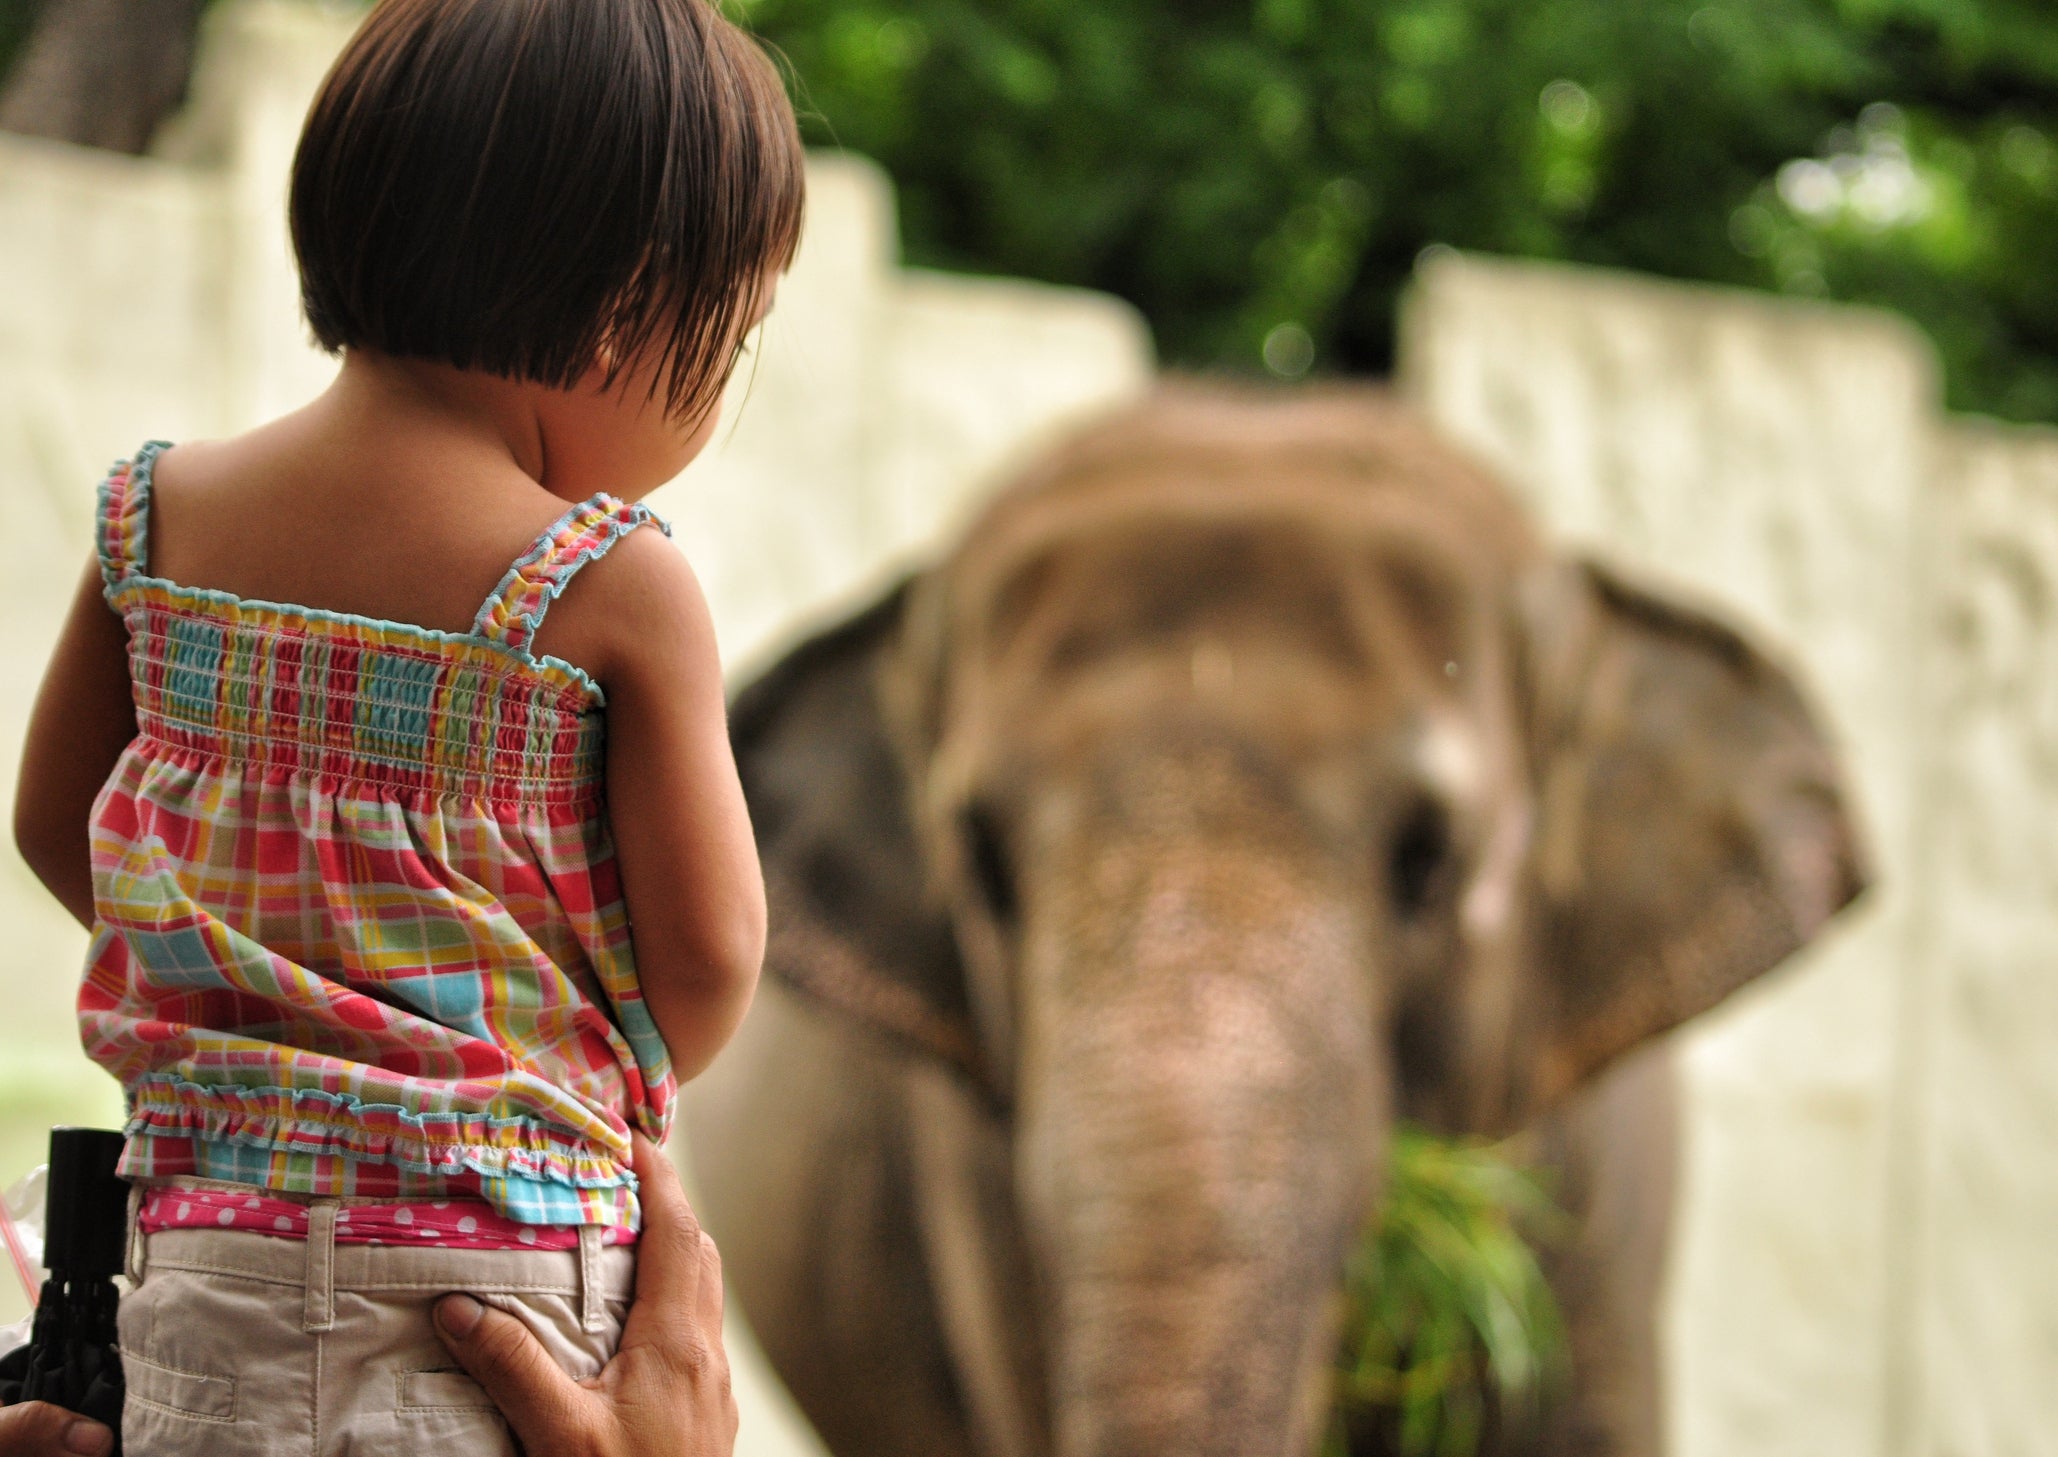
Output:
[{"xmin": 0, "ymin": 1130, "xmax": 128, "ymax": 1453}]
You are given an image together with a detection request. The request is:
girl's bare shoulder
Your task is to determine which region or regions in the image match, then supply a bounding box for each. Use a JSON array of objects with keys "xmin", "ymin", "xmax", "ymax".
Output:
[{"xmin": 527, "ymin": 522, "xmax": 717, "ymax": 690}]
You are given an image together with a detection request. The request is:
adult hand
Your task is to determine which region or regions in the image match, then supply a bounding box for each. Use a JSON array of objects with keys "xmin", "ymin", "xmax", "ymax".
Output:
[
  {"xmin": 0, "ymin": 1401, "xmax": 113, "ymax": 1457},
  {"xmin": 433, "ymin": 1134, "xmax": 738, "ymax": 1457}
]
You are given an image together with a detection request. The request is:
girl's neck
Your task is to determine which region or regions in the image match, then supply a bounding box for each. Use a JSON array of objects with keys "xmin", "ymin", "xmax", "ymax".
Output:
[
  {"xmin": 312, "ymin": 347, "xmax": 698, "ymax": 506},
  {"xmin": 326, "ymin": 350, "xmax": 555, "ymax": 493}
]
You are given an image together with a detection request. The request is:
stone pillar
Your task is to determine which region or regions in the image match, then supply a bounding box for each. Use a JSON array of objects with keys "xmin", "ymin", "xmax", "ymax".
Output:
[
  {"xmin": 161, "ymin": 0, "xmax": 356, "ymax": 429},
  {"xmin": 1891, "ymin": 421, "xmax": 2058, "ymax": 1457}
]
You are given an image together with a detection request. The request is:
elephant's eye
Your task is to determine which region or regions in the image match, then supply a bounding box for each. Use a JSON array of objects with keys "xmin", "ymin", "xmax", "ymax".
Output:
[
  {"xmin": 961, "ymin": 804, "xmax": 1019, "ymax": 927},
  {"xmin": 1389, "ymin": 797, "xmax": 1454, "ymax": 918}
]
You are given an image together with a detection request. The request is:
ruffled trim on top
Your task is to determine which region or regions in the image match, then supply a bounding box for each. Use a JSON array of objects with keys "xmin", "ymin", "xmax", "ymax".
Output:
[
  {"xmin": 97, "ymin": 441, "xmax": 170, "ymax": 590},
  {"xmin": 473, "ymin": 496, "xmax": 672, "ymax": 656},
  {"xmin": 125, "ymin": 1075, "xmax": 636, "ymax": 1192}
]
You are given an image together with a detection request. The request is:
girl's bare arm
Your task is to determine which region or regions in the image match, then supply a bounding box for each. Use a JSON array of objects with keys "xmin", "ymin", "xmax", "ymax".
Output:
[
  {"xmin": 580, "ymin": 530, "xmax": 765, "ymax": 1084},
  {"xmin": 14, "ymin": 556, "xmax": 138, "ymax": 929}
]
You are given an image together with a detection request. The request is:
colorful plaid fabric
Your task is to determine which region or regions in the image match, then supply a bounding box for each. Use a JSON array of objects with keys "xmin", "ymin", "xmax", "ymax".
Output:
[{"xmin": 78, "ymin": 442, "xmax": 677, "ymax": 1228}]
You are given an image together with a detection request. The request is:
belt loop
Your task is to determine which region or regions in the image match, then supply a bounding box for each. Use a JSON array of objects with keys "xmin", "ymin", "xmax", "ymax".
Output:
[
  {"xmin": 577, "ymin": 1225, "xmax": 605, "ymax": 1334},
  {"xmin": 123, "ymin": 1182, "xmax": 146, "ymax": 1287},
  {"xmin": 304, "ymin": 1199, "xmax": 339, "ymax": 1333}
]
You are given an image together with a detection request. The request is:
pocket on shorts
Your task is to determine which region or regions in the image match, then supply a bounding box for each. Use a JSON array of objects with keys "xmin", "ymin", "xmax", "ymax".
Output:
[
  {"xmin": 396, "ymin": 1367, "xmax": 496, "ymax": 1412},
  {"xmin": 122, "ymin": 1348, "xmax": 238, "ymax": 1422},
  {"xmin": 391, "ymin": 1366, "xmax": 515, "ymax": 1455},
  {"xmin": 118, "ymin": 1256, "xmax": 281, "ymax": 1456}
]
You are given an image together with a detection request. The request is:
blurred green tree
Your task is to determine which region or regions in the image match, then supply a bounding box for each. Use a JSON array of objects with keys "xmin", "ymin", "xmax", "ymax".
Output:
[
  {"xmin": 4, "ymin": 0, "xmax": 2051, "ymax": 421},
  {"xmin": 0, "ymin": 0, "xmax": 37, "ymax": 69},
  {"xmin": 740, "ymin": 0, "xmax": 2058, "ymax": 422}
]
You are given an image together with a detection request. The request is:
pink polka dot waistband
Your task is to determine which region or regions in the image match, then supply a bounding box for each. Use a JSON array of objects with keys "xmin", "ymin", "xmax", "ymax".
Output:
[{"xmin": 137, "ymin": 1186, "xmax": 636, "ymax": 1251}]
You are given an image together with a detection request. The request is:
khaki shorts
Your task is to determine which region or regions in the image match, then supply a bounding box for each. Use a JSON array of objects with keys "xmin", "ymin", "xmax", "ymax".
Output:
[{"xmin": 118, "ymin": 1191, "xmax": 634, "ymax": 1457}]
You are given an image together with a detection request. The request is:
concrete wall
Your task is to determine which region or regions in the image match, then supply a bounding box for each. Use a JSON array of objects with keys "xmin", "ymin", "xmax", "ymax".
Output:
[
  {"xmin": 1400, "ymin": 253, "xmax": 2058, "ymax": 1457},
  {"xmin": 1896, "ymin": 421, "xmax": 2058, "ymax": 1457}
]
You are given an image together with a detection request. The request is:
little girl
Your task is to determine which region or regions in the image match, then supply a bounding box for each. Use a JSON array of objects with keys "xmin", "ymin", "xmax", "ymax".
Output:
[{"xmin": 11, "ymin": 0, "xmax": 803, "ymax": 1451}]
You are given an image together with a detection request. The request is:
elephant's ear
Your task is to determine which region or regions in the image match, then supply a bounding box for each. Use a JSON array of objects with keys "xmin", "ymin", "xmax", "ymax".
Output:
[
  {"xmin": 730, "ymin": 581, "xmax": 981, "ymax": 1086},
  {"xmin": 1516, "ymin": 558, "xmax": 1870, "ymax": 1107}
]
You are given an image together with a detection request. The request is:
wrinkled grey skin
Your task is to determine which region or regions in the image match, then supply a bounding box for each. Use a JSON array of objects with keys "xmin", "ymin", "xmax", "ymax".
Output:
[{"xmin": 686, "ymin": 387, "xmax": 1866, "ymax": 1457}]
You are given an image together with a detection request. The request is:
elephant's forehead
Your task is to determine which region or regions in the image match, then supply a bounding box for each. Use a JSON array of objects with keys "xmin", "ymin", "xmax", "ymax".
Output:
[
  {"xmin": 947, "ymin": 500, "xmax": 1498, "ymax": 692},
  {"xmin": 962, "ymin": 464, "xmax": 1514, "ymax": 568},
  {"xmin": 951, "ymin": 396, "xmax": 1541, "ymax": 578}
]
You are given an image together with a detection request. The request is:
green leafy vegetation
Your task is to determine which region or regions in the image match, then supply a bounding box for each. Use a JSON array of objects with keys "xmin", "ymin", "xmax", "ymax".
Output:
[
  {"xmin": 1329, "ymin": 1128, "xmax": 1567, "ymax": 1457},
  {"xmin": 738, "ymin": 0, "xmax": 2058, "ymax": 422},
  {"xmin": 0, "ymin": 0, "xmax": 45, "ymax": 80},
  {"xmin": 6, "ymin": 0, "xmax": 2050, "ymax": 416}
]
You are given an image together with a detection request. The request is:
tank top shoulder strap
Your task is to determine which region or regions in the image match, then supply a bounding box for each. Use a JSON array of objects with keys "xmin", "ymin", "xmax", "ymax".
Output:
[
  {"xmin": 96, "ymin": 440, "xmax": 171, "ymax": 591},
  {"xmin": 472, "ymin": 494, "xmax": 673, "ymax": 654}
]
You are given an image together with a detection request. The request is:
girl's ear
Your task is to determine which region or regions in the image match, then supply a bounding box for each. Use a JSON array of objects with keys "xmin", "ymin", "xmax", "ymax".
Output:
[{"xmin": 592, "ymin": 312, "xmax": 626, "ymax": 378}]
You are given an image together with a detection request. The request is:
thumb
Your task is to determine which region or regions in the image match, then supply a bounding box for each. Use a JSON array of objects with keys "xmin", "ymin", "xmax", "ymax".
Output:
[
  {"xmin": 434, "ymin": 1293, "xmax": 591, "ymax": 1448},
  {"xmin": 0, "ymin": 1400, "xmax": 114, "ymax": 1456}
]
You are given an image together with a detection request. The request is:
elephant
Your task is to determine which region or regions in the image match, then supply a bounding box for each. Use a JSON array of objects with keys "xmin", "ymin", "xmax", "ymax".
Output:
[{"xmin": 684, "ymin": 384, "xmax": 1867, "ymax": 1457}]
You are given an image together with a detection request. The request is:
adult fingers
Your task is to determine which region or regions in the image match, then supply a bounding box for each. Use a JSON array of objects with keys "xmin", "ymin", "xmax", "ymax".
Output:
[
  {"xmin": 696, "ymin": 1228, "xmax": 726, "ymax": 1334},
  {"xmin": 434, "ymin": 1293, "xmax": 592, "ymax": 1449},
  {"xmin": 629, "ymin": 1132, "xmax": 701, "ymax": 1262},
  {"xmin": 621, "ymin": 1135, "xmax": 705, "ymax": 1331},
  {"xmin": 696, "ymin": 1230, "xmax": 738, "ymax": 1443},
  {"xmin": 0, "ymin": 1401, "xmax": 113, "ymax": 1457}
]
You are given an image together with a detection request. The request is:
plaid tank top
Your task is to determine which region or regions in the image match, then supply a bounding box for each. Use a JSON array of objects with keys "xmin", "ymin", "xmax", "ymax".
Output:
[{"xmin": 78, "ymin": 442, "xmax": 676, "ymax": 1228}]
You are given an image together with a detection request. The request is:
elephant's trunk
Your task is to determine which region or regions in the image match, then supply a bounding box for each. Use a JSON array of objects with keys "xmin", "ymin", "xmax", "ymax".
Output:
[{"xmin": 1015, "ymin": 811, "xmax": 1386, "ymax": 1457}]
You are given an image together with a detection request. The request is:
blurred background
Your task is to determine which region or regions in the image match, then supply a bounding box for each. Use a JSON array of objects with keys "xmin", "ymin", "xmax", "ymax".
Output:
[
  {"xmin": 0, "ymin": 2, "xmax": 2053, "ymax": 1456},
  {"xmin": 740, "ymin": 0, "xmax": 2058, "ymax": 423}
]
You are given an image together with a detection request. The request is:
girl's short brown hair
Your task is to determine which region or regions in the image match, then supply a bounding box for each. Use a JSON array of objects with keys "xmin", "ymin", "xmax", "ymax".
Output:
[{"xmin": 291, "ymin": 0, "xmax": 804, "ymax": 425}]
